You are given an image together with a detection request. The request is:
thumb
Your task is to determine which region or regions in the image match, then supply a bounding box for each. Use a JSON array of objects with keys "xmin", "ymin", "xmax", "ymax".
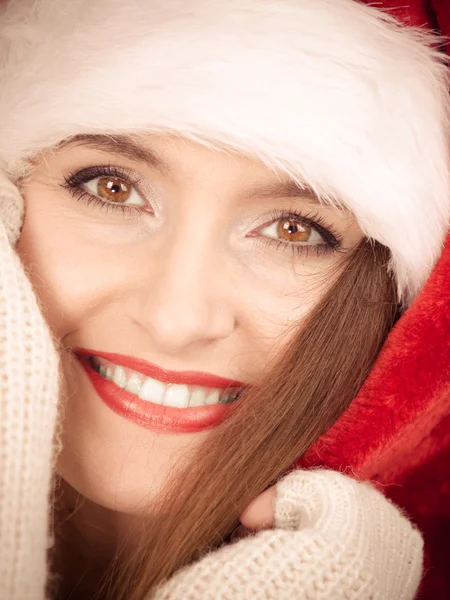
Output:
[{"xmin": 239, "ymin": 485, "xmax": 277, "ymax": 530}]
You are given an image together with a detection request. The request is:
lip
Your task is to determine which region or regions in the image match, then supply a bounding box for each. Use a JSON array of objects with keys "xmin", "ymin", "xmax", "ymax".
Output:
[
  {"xmin": 73, "ymin": 349, "xmax": 244, "ymax": 434},
  {"xmin": 74, "ymin": 347, "xmax": 245, "ymax": 388}
]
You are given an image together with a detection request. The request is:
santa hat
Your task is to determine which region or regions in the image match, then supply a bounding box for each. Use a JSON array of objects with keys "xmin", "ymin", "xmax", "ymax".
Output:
[{"xmin": 0, "ymin": 0, "xmax": 449, "ymax": 304}]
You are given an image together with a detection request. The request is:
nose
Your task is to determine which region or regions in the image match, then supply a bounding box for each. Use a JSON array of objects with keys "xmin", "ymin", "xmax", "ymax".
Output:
[{"xmin": 125, "ymin": 234, "xmax": 236, "ymax": 355}]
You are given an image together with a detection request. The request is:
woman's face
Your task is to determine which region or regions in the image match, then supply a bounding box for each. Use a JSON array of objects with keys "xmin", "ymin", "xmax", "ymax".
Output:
[{"xmin": 17, "ymin": 134, "xmax": 363, "ymax": 513}]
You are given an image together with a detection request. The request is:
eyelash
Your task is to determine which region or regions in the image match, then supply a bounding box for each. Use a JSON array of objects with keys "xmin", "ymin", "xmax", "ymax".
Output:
[
  {"xmin": 62, "ymin": 164, "xmax": 145, "ymax": 217},
  {"xmin": 61, "ymin": 165, "xmax": 343, "ymax": 257},
  {"xmin": 255, "ymin": 208, "xmax": 342, "ymax": 258}
]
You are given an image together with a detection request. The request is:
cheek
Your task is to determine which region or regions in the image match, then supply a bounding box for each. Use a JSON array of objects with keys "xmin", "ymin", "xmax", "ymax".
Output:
[
  {"xmin": 248, "ymin": 257, "xmax": 339, "ymax": 321},
  {"xmin": 236, "ymin": 262, "xmax": 338, "ymax": 378},
  {"xmin": 236, "ymin": 245, "xmax": 342, "ymax": 337},
  {"xmin": 16, "ymin": 199, "xmax": 137, "ymax": 339}
]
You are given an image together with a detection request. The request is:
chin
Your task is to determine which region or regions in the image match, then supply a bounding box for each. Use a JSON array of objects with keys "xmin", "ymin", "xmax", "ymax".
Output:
[
  {"xmin": 56, "ymin": 368, "xmax": 207, "ymax": 514},
  {"xmin": 56, "ymin": 442, "xmax": 161, "ymax": 515}
]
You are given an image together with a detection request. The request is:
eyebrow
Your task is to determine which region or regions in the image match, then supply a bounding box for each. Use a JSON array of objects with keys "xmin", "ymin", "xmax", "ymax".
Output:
[
  {"xmin": 57, "ymin": 133, "xmax": 169, "ymax": 172},
  {"xmin": 245, "ymin": 180, "xmax": 325, "ymax": 206},
  {"xmin": 57, "ymin": 133, "xmax": 344, "ymax": 210}
]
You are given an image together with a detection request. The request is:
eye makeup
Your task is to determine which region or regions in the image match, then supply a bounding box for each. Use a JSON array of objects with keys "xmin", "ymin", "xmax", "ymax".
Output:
[{"xmin": 61, "ymin": 163, "xmax": 344, "ymax": 258}]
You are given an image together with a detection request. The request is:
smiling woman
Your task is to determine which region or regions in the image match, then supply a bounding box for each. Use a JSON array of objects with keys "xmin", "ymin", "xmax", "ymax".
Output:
[
  {"xmin": 17, "ymin": 134, "xmax": 363, "ymax": 509},
  {"xmin": 0, "ymin": 1, "xmax": 449, "ymax": 600}
]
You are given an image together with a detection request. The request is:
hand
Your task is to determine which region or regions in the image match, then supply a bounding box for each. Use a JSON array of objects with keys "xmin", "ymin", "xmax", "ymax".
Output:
[
  {"xmin": 233, "ymin": 484, "xmax": 277, "ymax": 539},
  {"xmin": 152, "ymin": 469, "xmax": 423, "ymax": 600}
]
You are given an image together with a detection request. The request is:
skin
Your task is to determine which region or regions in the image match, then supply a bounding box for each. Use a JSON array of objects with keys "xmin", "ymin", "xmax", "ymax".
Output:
[{"xmin": 16, "ymin": 134, "xmax": 363, "ymax": 597}]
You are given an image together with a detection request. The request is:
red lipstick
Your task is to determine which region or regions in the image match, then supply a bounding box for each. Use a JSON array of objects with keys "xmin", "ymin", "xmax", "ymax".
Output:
[
  {"xmin": 73, "ymin": 348, "xmax": 246, "ymax": 434},
  {"xmin": 74, "ymin": 348, "xmax": 245, "ymax": 388}
]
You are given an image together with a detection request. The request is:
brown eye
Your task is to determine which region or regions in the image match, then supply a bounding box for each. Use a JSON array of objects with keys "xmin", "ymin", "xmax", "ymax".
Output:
[
  {"xmin": 277, "ymin": 218, "xmax": 312, "ymax": 242},
  {"xmin": 97, "ymin": 176, "xmax": 132, "ymax": 203},
  {"xmin": 259, "ymin": 216, "xmax": 325, "ymax": 245},
  {"xmin": 84, "ymin": 175, "xmax": 146, "ymax": 207}
]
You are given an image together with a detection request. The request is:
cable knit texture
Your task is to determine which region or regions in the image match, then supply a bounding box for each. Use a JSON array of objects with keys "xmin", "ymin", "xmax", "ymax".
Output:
[
  {"xmin": 0, "ymin": 173, "xmax": 60, "ymax": 600},
  {"xmin": 151, "ymin": 470, "xmax": 423, "ymax": 599}
]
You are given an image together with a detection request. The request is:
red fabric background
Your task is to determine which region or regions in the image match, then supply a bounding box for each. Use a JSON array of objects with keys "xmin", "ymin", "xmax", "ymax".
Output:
[
  {"xmin": 299, "ymin": 5, "xmax": 450, "ymax": 598},
  {"xmin": 300, "ymin": 5, "xmax": 450, "ymax": 600},
  {"xmin": 300, "ymin": 234, "xmax": 450, "ymax": 598}
]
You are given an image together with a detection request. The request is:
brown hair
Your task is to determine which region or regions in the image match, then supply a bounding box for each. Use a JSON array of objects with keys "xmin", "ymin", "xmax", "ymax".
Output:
[{"xmin": 98, "ymin": 238, "xmax": 399, "ymax": 600}]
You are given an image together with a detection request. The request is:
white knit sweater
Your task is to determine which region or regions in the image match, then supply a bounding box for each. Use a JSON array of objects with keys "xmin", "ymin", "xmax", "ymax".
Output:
[
  {"xmin": 151, "ymin": 470, "xmax": 423, "ymax": 600},
  {"xmin": 0, "ymin": 173, "xmax": 423, "ymax": 599}
]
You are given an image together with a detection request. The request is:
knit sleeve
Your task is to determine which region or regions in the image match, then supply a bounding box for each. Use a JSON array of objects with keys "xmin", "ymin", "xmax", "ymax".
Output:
[
  {"xmin": 0, "ymin": 173, "xmax": 60, "ymax": 600},
  {"xmin": 150, "ymin": 469, "xmax": 423, "ymax": 600}
]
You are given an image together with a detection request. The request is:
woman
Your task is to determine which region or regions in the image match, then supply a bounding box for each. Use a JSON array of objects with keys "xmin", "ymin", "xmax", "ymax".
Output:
[{"xmin": 0, "ymin": 0, "xmax": 449, "ymax": 598}]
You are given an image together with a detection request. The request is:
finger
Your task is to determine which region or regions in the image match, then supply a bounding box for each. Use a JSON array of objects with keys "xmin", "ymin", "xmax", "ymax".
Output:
[{"xmin": 239, "ymin": 486, "xmax": 276, "ymax": 530}]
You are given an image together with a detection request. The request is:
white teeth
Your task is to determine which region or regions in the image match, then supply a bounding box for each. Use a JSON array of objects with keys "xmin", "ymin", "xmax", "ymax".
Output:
[
  {"xmin": 113, "ymin": 366, "xmax": 127, "ymax": 389},
  {"xmin": 92, "ymin": 356, "xmax": 241, "ymax": 407},
  {"xmin": 138, "ymin": 377, "xmax": 166, "ymax": 404},
  {"xmin": 205, "ymin": 390, "xmax": 220, "ymax": 405},
  {"xmin": 164, "ymin": 384, "xmax": 190, "ymax": 408},
  {"xmin": 125, "ymin": 373, "xmax": 142, "ymax": 395},
  {"xmin": 189, "ymin": 388, "xmax": 207, "ymax": 407}
]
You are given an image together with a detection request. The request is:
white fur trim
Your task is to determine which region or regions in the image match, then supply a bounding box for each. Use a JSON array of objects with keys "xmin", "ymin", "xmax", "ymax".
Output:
[{"xmin": 0, "ymin": 0, "xmax": 449, "ymax": 303}]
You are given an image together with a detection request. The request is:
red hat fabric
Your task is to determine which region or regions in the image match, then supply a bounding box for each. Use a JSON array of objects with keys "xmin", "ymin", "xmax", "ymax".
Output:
[
  {"xmin": 301, "ymin": 5, "xmax": 450, "ymax": 599},
  {"xmin": 360, "ymin": 0, "xmax": 450, "ymax": 44},
  {"xmin": 364, "ymin": 0, "xmax": 438, "ymax": 27}
]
